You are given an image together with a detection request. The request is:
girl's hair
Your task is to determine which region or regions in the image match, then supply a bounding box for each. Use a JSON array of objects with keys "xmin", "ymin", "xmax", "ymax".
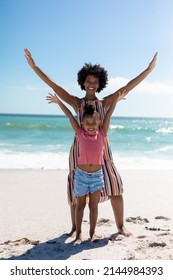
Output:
[
  {"xmin": 77, "ymin": 63, "xmax": 108, "ymax": 93},
  {"xmin": 83, "ymin": 104, "xmax": 98, "ymax": 119}
]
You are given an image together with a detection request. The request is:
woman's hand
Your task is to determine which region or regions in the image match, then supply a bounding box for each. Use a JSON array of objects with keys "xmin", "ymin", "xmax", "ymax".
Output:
[
  {"xmin": 147, "ymin": 52, "xmax": 158, "ymax": 72},
  {"xmin": 24, "ymin": 48, "xmax": 36, "ymax": 68}
]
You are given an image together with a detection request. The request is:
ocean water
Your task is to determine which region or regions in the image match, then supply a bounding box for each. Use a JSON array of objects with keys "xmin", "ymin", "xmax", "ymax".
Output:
[{"xmin": 0, "ymin": 113, "xmax": 173, "ymax": 170}]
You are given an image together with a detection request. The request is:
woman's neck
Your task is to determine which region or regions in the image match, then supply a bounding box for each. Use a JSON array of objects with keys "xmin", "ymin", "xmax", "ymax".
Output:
[{"xmin": 84, "ymin": 95, "xmax": 98, "ymax": 101}]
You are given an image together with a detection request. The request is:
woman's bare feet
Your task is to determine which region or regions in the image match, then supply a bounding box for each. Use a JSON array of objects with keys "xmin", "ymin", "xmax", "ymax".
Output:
[{"xmin": 118, "ymin": 225, "xmax": 132, "ymax": 237}]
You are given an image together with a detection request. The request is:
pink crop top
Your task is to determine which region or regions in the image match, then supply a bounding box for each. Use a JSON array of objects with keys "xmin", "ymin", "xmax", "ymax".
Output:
[{"xmin": 76, "ymin": 128, "xmax": 105, "ymax": 165}]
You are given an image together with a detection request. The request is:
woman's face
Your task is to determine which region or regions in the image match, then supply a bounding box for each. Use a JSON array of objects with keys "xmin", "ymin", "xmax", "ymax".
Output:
[{"xmin": 83, "ymin": 75, "xmax": 99, "ymax": 97}]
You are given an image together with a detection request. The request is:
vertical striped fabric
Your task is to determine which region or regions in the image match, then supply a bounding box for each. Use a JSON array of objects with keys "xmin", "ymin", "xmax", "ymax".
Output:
[{"xmin": 67, "ymin": 99, "xmax": 123, "ymax": 205}]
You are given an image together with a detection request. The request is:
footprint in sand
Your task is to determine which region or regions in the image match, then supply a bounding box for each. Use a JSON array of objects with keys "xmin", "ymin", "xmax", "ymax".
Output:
[
  {"xmin": 155, "ymin": 216, "xmax": 171, "ymax": 221},
  {"xmin": 145, "ymin": 226, "xmax": 170, "ymax": 232},
  {"xmin": 97, "ymin": 218, "xmax": 112, "ymax": 227},
  {"xmin": 109, "ymin": 233, "xmax": 125, "ymax": 241},
  {"xmin": 126, "ymin": 216, "xmax": 149, "ymax": 224},
  {"xmin": 137, "ymin": 235, "xmax": 146, "ymax": 239},
  {"xmin": 148, "ymin": 242, "xmax": 167, "ymax": 248},
  {"xmin": 3, "ymin": 238, "xmax": 40, "ymax": 246},
  {"xmin": 156, "ymin": 232, "xmax": 171, "ymax": 236},
  {"xmin": 46, "ymin": 240, "xmax": 57, "ymax": 244}
]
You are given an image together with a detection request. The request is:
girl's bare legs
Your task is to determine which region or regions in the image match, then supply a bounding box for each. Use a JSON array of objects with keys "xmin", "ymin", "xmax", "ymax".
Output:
[
  {"xmin": 110, "ymin": 195, "xmax": 132, "ymax": 236},
  {"xmin": 75, "ymin": 195, "xmax": 86, "ymax": 244},
  {"xmin": 88, "ymin": 190, "xmax": 101, "ymax": 241},
  {"xmin": 68, "ymin": 205, "xmax": 76, "ymax": 236},
  {"xmin": 68, "ymin": 196, "xmax": 132, "ymax": 238}
]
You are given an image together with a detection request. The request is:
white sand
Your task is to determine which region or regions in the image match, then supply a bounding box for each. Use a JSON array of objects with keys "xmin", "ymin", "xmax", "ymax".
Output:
[{"xmin": 0, "ymin": 169, "xmax": 173, "ymax": 260}]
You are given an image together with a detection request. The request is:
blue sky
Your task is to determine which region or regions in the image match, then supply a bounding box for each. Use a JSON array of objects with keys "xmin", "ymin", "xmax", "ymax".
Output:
[{"xmin": 1, "ymin": 0, "xmax": 173, "ymax": 117}]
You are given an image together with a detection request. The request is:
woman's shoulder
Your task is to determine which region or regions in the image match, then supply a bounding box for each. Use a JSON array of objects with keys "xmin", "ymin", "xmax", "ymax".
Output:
[{"xmin": 72, "ymin": 97, "xmax": 83, "ymax": 113}]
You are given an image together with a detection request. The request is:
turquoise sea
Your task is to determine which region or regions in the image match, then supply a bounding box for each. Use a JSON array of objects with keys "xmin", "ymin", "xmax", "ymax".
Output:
[{"xmin": 0, "ymin": 113, "xmax": 173, "ymax": 170}]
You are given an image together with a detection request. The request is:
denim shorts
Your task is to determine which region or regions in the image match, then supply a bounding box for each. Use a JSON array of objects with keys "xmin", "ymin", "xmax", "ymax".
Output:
[{"xmin": 74, "ymin": 167, "xmax": 105, "ymax": 197}]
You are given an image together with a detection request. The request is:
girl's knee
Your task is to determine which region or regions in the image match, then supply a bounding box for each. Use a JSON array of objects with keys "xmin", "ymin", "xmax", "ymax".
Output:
[
  {"xmin": 76, "ymin": 202, "xmax": 86, "ymax": 211},
  {"xmin": 88, "ymin": 203, "xmax": 98, "ymax": 212}
]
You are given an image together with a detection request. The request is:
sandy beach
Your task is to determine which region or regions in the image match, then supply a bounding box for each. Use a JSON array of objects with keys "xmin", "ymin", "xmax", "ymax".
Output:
[{"xmin": 0, "ymin": 169, "xmax": 173, "ymax": 260}]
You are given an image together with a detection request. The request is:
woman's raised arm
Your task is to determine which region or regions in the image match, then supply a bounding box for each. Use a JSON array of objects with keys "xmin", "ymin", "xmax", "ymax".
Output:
[
  {"xmin": 24, "ymin": 48, "xmax": 79, "ymax": 111},
  {"xmin": 103, "ymin": 52, "xmax": 158, "ymax": 109}
]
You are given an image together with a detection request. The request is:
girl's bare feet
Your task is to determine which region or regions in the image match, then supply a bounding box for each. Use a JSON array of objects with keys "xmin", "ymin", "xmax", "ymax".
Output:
[
  {"xmin": 89, "ymin": 234, "xmax": 100, "ymax": 242},
  {"xmin": 74, "ymin": 232, "xmax": 82, "ymax": 245},
  {"xmin": 67, "ymin": 226, "xmax": 76, "ymax": 237},
  {"xmin": 89, "ymin": 230, "xmax": 101, "ymax": 242}
]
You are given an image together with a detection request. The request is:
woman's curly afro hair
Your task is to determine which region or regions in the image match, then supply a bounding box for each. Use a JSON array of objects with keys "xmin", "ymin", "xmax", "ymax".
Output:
[{"xmin": 77, "ymin": 63, "xmax": 108, "ymax": 93}]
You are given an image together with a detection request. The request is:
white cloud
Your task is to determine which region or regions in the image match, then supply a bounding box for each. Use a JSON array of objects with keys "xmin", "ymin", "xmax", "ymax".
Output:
[
  {"xmin": 105, "ymin": 76, "xmax": 173, "ymax": 95},
  {"xmin": 25, "ymin": 86, "xmax": 49, "ymax": 91},
  {"xmin": 1, "ymin": 85, "xmax": 49, "ymax": 92}
]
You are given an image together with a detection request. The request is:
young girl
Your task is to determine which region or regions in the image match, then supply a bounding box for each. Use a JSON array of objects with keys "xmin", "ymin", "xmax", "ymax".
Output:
[
  {"xmin": 24, "ymin": 49, "xmax": 157, "ymax": 236},
  {"xmin": 46, "ymin": 91, "xmax": 125, "ymax": 243}
]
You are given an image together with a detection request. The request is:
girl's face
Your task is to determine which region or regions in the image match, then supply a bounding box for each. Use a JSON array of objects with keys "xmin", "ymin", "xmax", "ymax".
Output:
[
  {"xmin": 82, "ymin": 115, "xmax": 100, "ymax": 135},
  {"xmin": 83, "ymin": 75, "xmax": 99, "ymax": 98}
]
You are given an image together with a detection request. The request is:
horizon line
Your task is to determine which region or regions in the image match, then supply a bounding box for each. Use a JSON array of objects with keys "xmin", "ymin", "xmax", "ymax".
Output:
[{"xmin": 0, "ymin": 112, "xmax": 173, "ymax": 119}]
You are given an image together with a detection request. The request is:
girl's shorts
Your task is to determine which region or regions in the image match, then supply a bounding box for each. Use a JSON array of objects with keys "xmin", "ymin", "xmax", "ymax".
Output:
[{"xmin": 74, "ymin": 167, "xmax": 105, "ymax": 197}]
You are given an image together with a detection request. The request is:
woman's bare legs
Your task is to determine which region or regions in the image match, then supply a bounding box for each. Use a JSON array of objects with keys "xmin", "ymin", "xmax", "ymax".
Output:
[
  {"xmin": 110, "ymin": 195, "xmax": 132, "ymax": 236},
  {"xmin": 88, "ymin": 190, "xmax": 101, "ymax": 241},
  {"xmin": 75, "ymin": 195, "xmax": 86, "ymax": 244},
  {"xmin": 68, "ymin": 205, "xmax": 76, "ymax": 237}
]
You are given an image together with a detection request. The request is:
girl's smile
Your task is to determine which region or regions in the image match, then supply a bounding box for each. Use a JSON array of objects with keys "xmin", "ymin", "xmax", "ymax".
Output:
[{"xmin": 82, "ymin": 116, "xmax": 100, "ymax": 135}]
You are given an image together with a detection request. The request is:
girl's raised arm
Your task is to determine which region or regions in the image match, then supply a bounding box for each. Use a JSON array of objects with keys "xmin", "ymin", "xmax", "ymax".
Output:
[
  {"xmin": 46, "ymin": 93, "xmax": 79, "ymax": 133},
  {"xmin": 103, "ymin": 52, "xmax": 158, "ymax": 109},
  {"xmin": 24, "ymin": 48, "xmax": 79, "ymax": 111}
]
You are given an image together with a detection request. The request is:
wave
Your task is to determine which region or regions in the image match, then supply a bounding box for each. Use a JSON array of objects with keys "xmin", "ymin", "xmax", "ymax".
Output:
[
  {"xmin": 109, "ymin": 124, "xmax": 154, "ymax": 132},
  {"xmin": 0, "ymin": 151, "xmax": 69, "ymax": 170},
  {"xmin": 112, "ymin": 154, "xmax": 173, "ymax": 170},
  {"xmin": 156, "ymin": 127, "xmax": 173, "ymax": 134},
  {"xmin": 109, "ymin": 125, "xmax": 125, "ymax": 130},
  {"xmin": 1, "ymin": 150, "xmax": 173, "ymax": 170},
  {"xmin": 154, "ymin": 145, "xmax": 173, "ymax": 152},
  {"xmin": 1, "ymin": 122, "xmax": 71, "ymax": 131}
]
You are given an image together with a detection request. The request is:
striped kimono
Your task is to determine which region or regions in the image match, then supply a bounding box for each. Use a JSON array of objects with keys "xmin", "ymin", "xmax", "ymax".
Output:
[{"xmin": 67, "ymin": 99, "xmax": 123, "ymax": 205}]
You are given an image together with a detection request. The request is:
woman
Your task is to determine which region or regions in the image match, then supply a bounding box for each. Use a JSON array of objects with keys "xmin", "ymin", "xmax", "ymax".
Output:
[
  {"xmin": 24, "ymin": 48, "xmax": 158, "ymax": 236},
  {"xmin": 46, "ymin": 92, "xmax": 125, "ymax": 243}
]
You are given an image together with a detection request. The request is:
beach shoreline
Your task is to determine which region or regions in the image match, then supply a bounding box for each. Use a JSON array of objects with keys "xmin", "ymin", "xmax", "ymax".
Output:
[{"xmin": 0, "ymin": 169, "xmax": 173, "ymax": 260}]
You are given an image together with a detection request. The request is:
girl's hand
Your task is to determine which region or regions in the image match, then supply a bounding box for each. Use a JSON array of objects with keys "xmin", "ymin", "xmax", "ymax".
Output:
[
  {"xmin": 46, "ymin": 93, "xmax": 59, "ymax": 104},
  {"xmin": 24, "ymin": 48, "xmax": 36, "ymax": 68},
  {"xmin": 117, "ymin": 89, "xmax": 128, "ymax": 101},
  {"xmin": 147, "ymin": 52, "xmax": 158, "ymax": 72}
]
